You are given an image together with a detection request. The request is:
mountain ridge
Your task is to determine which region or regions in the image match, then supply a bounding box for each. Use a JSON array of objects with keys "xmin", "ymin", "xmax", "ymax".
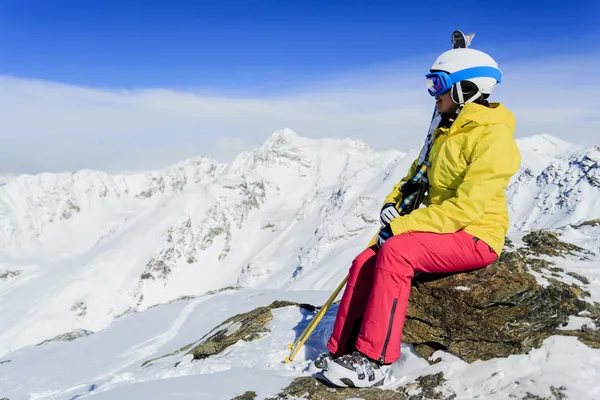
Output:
[{"xmin": 0, "ymin": 129, "xmax": 599, "ymax": 358}]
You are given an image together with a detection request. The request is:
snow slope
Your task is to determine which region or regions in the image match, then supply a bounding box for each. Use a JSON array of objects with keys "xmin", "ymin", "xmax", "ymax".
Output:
[
  {"xmin": 1, "ymin": 129, "xmax": 600, "ymax": 399},
  {"xmin": 2, "ymin": 267, "xmax": 600, "ymax": 399}
]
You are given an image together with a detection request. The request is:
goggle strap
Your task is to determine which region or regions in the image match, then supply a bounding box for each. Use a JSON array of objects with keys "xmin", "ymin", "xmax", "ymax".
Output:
[
  {"xmin": 448, "ymin": 66, "xmax": 502, "ymax": 84},
  {"xmin": 455, "ymin": 84, "xmax": 465, "ymax": 104}
]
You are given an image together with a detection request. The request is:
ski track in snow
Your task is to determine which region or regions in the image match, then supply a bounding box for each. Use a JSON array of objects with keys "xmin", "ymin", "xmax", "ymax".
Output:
[
  {"xmin": 1, "ymin": 130, "xmax": 600, "ymax": 399},
  {"xmin": 95, "ymin": 297, "xmax": 206, "ymax": 385}
]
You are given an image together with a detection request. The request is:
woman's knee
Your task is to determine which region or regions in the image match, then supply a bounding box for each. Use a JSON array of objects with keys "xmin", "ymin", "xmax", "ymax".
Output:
[
  {"xmin": 377, "ymin": 233, "xmax": 416, "ymax": 273},
  {"xmin": 348, "ymin": 247, "xmax": 377, "ymax": 285},
  {"xmin": 379, "ymin": 233, "xmax": 414, "ymax": 255}
]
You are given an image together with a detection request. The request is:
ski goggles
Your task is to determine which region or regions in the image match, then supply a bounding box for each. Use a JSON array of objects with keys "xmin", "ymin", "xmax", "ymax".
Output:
[{"xmin": 425, "ymin": 66, "xmax": 503, "ymax": 96}]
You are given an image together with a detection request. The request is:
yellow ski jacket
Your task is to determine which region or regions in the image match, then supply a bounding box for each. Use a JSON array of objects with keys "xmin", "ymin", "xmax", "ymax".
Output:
[{"xmin": 370, "ymin": 102, "xmax": 521, "ymax": 255}]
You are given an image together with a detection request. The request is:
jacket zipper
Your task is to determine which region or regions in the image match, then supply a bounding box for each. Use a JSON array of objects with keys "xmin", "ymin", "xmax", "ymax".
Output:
[{"xmin": 380, "ymin": 298, "xmax": 398, "ymax": 364}]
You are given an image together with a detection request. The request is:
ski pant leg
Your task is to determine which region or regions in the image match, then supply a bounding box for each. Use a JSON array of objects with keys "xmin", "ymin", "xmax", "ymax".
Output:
[
  {"xmin": 327, "ymin": 246, "xmax": 377, "ymax": 357},
  {"xmin": 354, "ymin": 230, "xmax": 498, "ymax": 364}
]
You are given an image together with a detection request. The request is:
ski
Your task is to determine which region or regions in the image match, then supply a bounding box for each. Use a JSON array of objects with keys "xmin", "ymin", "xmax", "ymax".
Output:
[
  {"xmin": 413, "ymin": 30, "xmax": 476, "ymax": 199},
  {"xmin": 452, "ymin": 30, "xmax": 475, "ymax": 49}
]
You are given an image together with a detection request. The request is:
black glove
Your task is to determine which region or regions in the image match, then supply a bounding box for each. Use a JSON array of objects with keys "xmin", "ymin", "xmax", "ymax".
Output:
[
  {"xmin": 379, "ymin": 203, "xmax": 400, "ymax": 227},
  {"xmin": 376, "ymin": 224, "xmax": 394, "ymax": 248}
]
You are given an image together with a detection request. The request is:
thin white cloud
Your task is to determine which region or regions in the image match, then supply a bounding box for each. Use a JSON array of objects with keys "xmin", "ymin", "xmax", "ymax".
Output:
[{"xmin": 0, "ymin": 51, "xmax": 597, "ymax": 174}]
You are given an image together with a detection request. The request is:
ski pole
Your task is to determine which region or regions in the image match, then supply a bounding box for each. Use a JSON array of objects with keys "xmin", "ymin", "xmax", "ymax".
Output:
[{"xmin": 284, "ymin": 275, "xmax": 348, "ymax": 363}]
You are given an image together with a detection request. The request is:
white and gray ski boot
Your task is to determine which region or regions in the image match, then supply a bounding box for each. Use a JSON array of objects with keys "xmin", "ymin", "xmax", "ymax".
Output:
[
  {"xmin": 307, "ymin": 352, "xmax": 333, "ymax": 374},
  {"xmin": 323, "ymin": 351, "xmax": 390, "ymax": 388}
]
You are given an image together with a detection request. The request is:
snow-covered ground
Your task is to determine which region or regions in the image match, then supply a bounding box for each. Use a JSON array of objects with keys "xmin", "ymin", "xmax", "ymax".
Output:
[
  {"xmin": 2, "ymin": 285, "xmax": 600, "ymax": 399},
  {"xmin": 1, "ymin": 130, "xmax": 600, "ymax": 399}
]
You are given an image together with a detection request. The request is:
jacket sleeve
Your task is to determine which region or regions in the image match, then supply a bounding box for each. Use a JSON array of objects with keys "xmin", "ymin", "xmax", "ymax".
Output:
[
  {"xmin": 366, "ymin": 156, "xmax": 421, "ymax": 248},
  {"xmin": 382, "ymin": 156, "xmax": 420, "ymax": 206},
  {"xmin": 390, "ymin": 127, "xmax": 521, "ymax": 235}
]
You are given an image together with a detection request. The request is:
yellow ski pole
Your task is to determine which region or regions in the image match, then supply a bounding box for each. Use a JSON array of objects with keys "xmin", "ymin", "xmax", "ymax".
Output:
[
  {"xmin": 285, "ymin": 275, "xmax": 348, "ymax": 363},
  {"xmin": 286, "ymin": 276, "xmax": 348, "ymax": 353},
  {"xmin": 286, "ymin": 275, "xmax": 347, "ymax": 352}
]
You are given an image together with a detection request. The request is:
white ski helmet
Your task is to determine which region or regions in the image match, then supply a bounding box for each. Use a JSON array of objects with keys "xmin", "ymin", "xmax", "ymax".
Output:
[{"xmin": 428, "ymin": 48, "xmax": 502, "ymax": 104}]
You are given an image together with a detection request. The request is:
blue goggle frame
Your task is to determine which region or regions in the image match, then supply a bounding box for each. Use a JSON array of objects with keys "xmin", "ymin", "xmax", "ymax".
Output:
[{"xmin": 425, "ymin": 66, "xmax": 503, "ymax": 96}]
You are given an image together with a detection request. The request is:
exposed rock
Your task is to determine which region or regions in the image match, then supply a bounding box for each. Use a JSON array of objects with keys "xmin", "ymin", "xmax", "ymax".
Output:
[
  {"xmin": 142, "ymin": 301, "xmax": 315, "ymax": 368},
  {"xmin": 189, "ymin": 306, "xmax": 273, "ymax": 359},
  {"xmin": 264, "ymin": 372, "xmax": 450, "ymax": 400},
  {"xmin": 141, "ymin": 343, "xmax": 195, "ymax": 368},
  {"xmin": 521, "ymin": 385, "xmax": 567, "ymax": 400},
  {"xmin": 189, "ymin": 300, "xmax": 314, "ymax": 360},
  {"xmin": 142, "ymin": 212, "xmax": 232, "ymax": 282},
  {"xmin": 60, "ymin": 200, "xmax": 81, "ymax": 220},
  {"xmin": 261, "ymin": 222, "xmax": 277, "ymax": 231},
  {"xmin": 268, "ymin": 300, "xmax": 317, "ymax": 312},
  {"xmin": 165, "ymin": 286, "xmax": 241, "ymax": 305},
  {"xmin": 71, "ymin": 301, "xmax": 87, "ymax": 317},
  {"xmin": 133, "ymin": 157, "xmax": 223, "ymax": 199},
  {"xmin": 521, "ymin": 230, "xmax": 588, "ymax": 257},
  {"xmin": 573, "ymin": 219, "xmax": 600, "ymax": 228},
  {"xmin": 37, "ymin": 329, "xmax": 93, "ymax": 346},
  {"xmin": 556, "ymin": 326, "xmax": 600, "ymax": 349},
  {"xmin": 231, "ymin": 391, "xmax": 257, "ymax": 400},
  {"xmin": 412, "ymin": 373, "xmax": 454, "ymax": 400},
  {"xmin": 504, "ymin": 236, "xmax": 515, "ymax": 249},
  {"xmin": 0, "ymin": 270, "xmax": 21, "ymax": 280},
  {"xmin": 204, "ymin": 286, "xmax": 240, "ymax": 296},
  {"xmin": 236, "ymin": 181, "xmax": 267, "ymax": 227},
  {"xmin": 566, "ymin": 272, "xmax": 590, "ymax": 284},
  {"xmin": 403, "ymin": 230, "xmax": 600, "ymax": 363}
]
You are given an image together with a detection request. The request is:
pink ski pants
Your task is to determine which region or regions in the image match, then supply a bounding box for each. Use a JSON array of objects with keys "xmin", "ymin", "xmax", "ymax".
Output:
[{"xmin": 327, "ymin": 230, "xmax": 498, "ymax": 364}]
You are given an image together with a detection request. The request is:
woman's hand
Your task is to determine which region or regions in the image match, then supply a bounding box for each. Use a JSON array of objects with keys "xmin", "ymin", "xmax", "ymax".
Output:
[
  {"xmin": 380, "ymin": 203, "xmax": 400, "ymax": 227},
  {"xmin": 376, "ymin": 224, "xmax": 394, "ymax": 248}
]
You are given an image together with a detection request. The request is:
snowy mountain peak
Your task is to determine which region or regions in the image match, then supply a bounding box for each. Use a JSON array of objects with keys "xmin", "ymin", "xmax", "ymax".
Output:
[
  {"xmin": 262, "ymin": 127, "xmax": 305, "ymax": 148},
  {"xmin": 263, "ymin": 128, "xmax": 377, "ymax": 153},
  {"xmin": 516, "ymin": 133, "xmax": 583, "ymax": 158}
]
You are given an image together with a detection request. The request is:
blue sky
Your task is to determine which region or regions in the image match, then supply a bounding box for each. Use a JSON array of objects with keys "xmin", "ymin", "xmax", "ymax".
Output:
[
  {"xmin": 0, "ymin": 1, "xmax": 599, "ymax": 174},
  {"xmin": 1, "ymin": 0, "xmax": 598, "ymax": 90}
]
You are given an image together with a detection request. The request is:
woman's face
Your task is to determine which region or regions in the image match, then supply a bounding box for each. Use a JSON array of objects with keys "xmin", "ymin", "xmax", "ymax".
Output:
[{"xmin": 436, "ymin": 91, "xmax": 459, "ymax": 114}]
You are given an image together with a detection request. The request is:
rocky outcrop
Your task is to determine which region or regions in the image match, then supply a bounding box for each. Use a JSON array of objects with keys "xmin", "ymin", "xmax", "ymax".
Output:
[
  {"xmin": 521, "ymin": 230, "xmax": 589, "ymax": 258},
  {"xmin": 189, "ymin": 300, "xmax": 315, "ymax": 360},
  {"xmin": 573, "ymin": 218, "xmax": 600, "ymax": 228},
  {"xmin": 231, "ymin": 392, "xmax": 257, "ymax": 400},
  {"xmin": 0, "ymin": 270, "xmax": 20, "ymax": 280},
  {"xmin": 265, "ymin": 372, "xmax": 449, "ymax": 400},
  {"xmin": 522, "ymin": 386, "xmax": 568, "ymax": 400},
  {"xmin": 36, "ymin": 329, "xmax": 93, "ymax": 346},
  {"xmin": 141, "ymin": 301, "xmax": 316, "ymax": 368},
  {"xmin": 403, "ymin": 229, "xmax": 600, "ymax": 363}
]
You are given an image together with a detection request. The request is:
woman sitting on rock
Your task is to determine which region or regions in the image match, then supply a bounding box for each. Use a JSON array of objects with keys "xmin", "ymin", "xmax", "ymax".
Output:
[{"xmin": 313, "ymin": 47, "xmax": 522, "ymax": 388}]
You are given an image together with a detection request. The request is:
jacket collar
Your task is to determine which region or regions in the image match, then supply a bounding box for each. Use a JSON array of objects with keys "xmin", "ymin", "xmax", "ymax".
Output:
[{"xmin": 451, "ymin": 102, "xmax": 516, "ymax": 134}]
